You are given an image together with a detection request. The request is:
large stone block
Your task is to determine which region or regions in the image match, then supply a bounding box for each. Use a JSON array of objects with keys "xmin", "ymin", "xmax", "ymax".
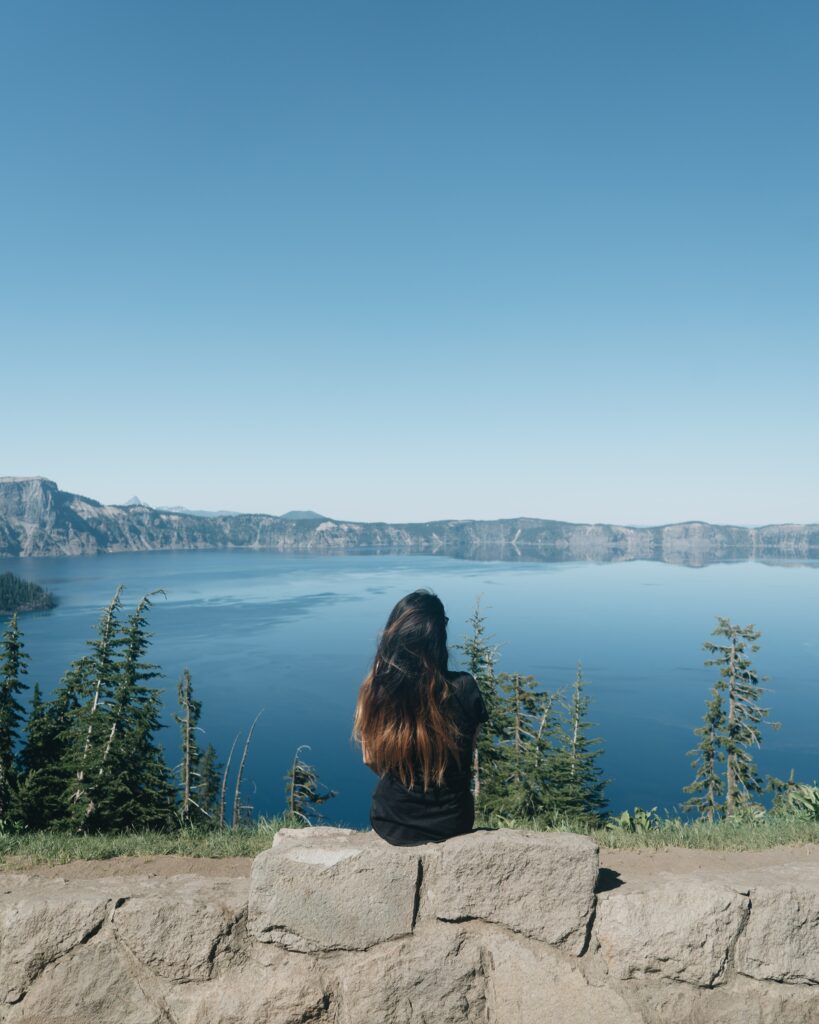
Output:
[
  {"xmin": 421, "ymin": 829, "xmax": 598, "ymax": 953},
  {"xmin": 111, "ymin": 876, "xmax": 247, "ymax": 981},
  {"xmin": 0, "ymin": 880, "xmax": 110, "ymax": 1003},
  {"xmin": 248, "ymin": 827, "xmax": 420, "ymax": 952},
  {"xmin": 595, "ymin": 881, "xmax": 748, "ymax": 986},
  {"xmin": 166, "ymin": 960, "xmax": 331, "ymax": 1024},
  {"xmin": 334, "ymin": 927, "xmax": 485, "ymax": 1024},
  {"xmin": 5, "ymin": 939, "xmax": 164, "ymax": 1024},
  {"xmin": 620, "ymin": 976, "xmax": 819, "ymax": 1024},
  {"xmin": 735, "ymin": 885, "xmax": 819, "ymax": 985},
  {"xmin": 484, "ymin": 932, "xmax": 642, "ymax": 1024}
]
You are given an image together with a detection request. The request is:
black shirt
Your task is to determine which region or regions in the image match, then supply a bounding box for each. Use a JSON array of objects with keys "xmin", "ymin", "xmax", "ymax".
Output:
[{"xmin": 369, "ymin": 671, "xmax": 489, "ymax": 846}]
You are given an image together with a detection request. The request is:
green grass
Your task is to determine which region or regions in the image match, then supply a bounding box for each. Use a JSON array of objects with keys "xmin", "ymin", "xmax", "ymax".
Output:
[
  {"xmin": 475, "ymin": 812, "xmax": 819, "ymax": 851},
  {"xmin": 591, "ymin": 815, "xmax": 819, "ymax": 851},
  {"xmin": 0, "ymin": 817, "xmax": 299, "ymax": 867},
  {"xmin": 0, "ymin": 813, "xmax": 816, "ymax": 867}
]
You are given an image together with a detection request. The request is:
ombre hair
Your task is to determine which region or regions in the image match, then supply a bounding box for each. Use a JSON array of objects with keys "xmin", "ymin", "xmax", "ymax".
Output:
[{"xmin": 353, "ymin": 589, "xmax": 462, "ymax": 790}]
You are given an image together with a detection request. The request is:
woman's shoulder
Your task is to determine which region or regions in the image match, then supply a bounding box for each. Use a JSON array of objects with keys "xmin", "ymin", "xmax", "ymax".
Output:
[
  {"xmin": 445, "ymin": 671, "xmax": 488, "ymax": 724},
  {"xmin": 445, "ymin": 669, "xmax": 476, "ymax": 696}
]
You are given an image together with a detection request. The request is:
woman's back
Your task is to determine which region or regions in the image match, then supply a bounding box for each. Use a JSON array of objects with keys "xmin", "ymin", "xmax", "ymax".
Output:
[
  {"xmin": 353, "ymin": 589, "xmax": 488, "ymax": 846},
  {"xmin": 369, "ymin": 670, "xmax": 488, "ymax": 846}
]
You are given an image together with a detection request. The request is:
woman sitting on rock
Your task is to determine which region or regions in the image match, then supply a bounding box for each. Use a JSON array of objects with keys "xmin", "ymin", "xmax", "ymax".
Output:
[{"xmin": 353, "ymin": 589, "xmax": 487, "ymax": 846}]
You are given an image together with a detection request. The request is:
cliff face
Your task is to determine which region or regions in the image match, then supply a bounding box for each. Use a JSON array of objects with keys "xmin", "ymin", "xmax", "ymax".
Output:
[
  {"xmin": 2, "ymin": 476, "xmax": 819, "ymax": 563},
  {"xmin": 1, "ymin": 828, "xmax": 816, "ymax": 1024}
]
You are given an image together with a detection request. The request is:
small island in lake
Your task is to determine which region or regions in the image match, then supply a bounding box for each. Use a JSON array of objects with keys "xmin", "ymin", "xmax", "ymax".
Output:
[{"xmin": 0, "ymin": 572, "xmax": 57, "ymax": 613}]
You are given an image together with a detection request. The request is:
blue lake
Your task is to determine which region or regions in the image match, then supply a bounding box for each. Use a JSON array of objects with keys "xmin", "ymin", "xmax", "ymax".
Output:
[{"xmin": 3, "ymin": 550, "xmax": 818, "ymax": 826}]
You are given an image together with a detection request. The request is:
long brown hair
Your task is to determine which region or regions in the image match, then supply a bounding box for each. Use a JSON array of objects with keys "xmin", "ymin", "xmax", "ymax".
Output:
[{"xmin": 353, "ymin": 589, "xmax": 461, "ymax": 790}]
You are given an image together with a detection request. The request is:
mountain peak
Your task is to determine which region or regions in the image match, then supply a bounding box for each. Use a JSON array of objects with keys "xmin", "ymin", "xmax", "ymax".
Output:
[{"xmin": 280, "ymin": 510, "xmax": 326, "ymax": 520}]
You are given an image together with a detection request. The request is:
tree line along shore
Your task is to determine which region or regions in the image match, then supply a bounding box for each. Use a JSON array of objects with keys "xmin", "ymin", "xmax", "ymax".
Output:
[
  {"xmin": 0, "ymin": 583, "xmax": 816, "ymax": 861},
  {"xmin": 0, "ymin": 573, "xmax": 56, "ymax": 614}
]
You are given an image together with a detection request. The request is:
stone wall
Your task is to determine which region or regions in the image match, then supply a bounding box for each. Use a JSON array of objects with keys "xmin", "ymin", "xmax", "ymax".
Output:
[{"xmin": 0, "ymin": 828, "xmax": 816, "ymax": 1023}]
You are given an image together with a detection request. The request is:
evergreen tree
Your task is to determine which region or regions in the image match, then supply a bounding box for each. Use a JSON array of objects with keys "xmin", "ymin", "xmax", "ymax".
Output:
[
  {"xmin": 18, "ymin": 663, "xmax": 84, "ymax": 828},
  {"xmin": 57, "ymin": 587, "xmax": 175, "ymax": 832},
  {"xmin": 175, "ymin": 668, "xmax": 202, "ymax": 825},
  {"xmin": 284, "ymin": 745, "xmax": 337, "ymax": 823},
  {"xmin": 683, "ymin": 618, "xmax": 777, "ymax": 819},
  {"xmin": 232, "ymin": 710, "xmax": 264, "ymax": 827},
  {"xmin": 711, "ymin": 619, "xmax": 775, "ymax": 816},
  {"xmin": 174, "ymin": 668, "xmax": 219, "ymax": 825},
  {"xmin": 64, "ymin": 587, "xmax": 124, "ymax": 829},
  {"xmin": 98, "ymin": 592, "xmax": 175, "ymax": 830},
  {"xmin": 455, "ymin": 599, "xmax": 503, "ymax": 806},
  {"xmin": 0, "ymin": 614, "xmax": 28, "ymax": 823},
  {"xmin": 198, "ymin": 743, "xmax": 222, "ymax": 821},
  {"xmin": 17, "ymin": 683, "xmax": 63, "ymax": 829},
  {"xmin": 490, "ymin": 672, "xmax": 560, "ymax": 817},
  {"xmin": 550, "ymin": 665, "xmax": 608, "ymax": 822},
  {"xmin": 681, "ymin": 687, "xmax": 725, "ymax": 820}
]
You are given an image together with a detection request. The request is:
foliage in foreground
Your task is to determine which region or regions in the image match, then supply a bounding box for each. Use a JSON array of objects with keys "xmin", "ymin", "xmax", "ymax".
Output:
[
  {"xmin": 457, "ymin": 602, "xmax": 608, "ymax": 823},
  {"xmin": 683, "ymin": 618, "xmax": 778, "ymax": 820},
  {"xmin": 1, "ymin": 592, "xmax": 333, "ymax": 834}
]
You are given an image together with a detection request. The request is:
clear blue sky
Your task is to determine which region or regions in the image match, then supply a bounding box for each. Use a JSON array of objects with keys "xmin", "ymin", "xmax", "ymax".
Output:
[{"xmin": 2, "ymin": 2, "xmax": 817, "ymax": 524}]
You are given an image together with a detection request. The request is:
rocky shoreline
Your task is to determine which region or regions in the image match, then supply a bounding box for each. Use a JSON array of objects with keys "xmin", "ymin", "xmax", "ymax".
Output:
[{"xmin": 2, "ymin": 477, "xmax": 819, "ymax": 565}]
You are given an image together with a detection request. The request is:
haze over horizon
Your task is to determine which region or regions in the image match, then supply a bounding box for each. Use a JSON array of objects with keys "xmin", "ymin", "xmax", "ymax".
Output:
[{"xmin": 3, "ymin": 3, "xmax": 817, "ymax": 524}]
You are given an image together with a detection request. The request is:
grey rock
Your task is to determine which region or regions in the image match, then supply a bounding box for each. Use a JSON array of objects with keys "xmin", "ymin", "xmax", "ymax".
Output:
[
  {"xmin": 735, "ymin": 885, "xmax": 819, "ymax": 984},
  {"xmin": 248, "ymin": 827, "xmax": 420, "ymax": 952},
  {"xmin": 1, "ymin": 845, "xmax": 818, "ymax": 1024},
  {"xmin": 166, "ymin": 959, "xmax": 330, "ymax": 1024},
  {"xmin": 595, "ymin": 881, "xmax": 748, "ymax": 986},
  {"xmin": 334, "ymin": 926, "xmax": 485, "ymax": 1024},
  {"xmin": 111, "ymin": 876, "xmax": 247, "ymax": 981},
  {"xmin": 4, "ymin": 476, "xmax": 819, "ymax": 565},
  {"xmin": 421, "ymin": 829, "xmax": 598, "ymax": 953},
  {"xmin": 0, "ymin": 880, "xmax": 110, "ymax": 1003},
  {"xmin": 5, "ymin": 939, "xmax": 164, "ymax": 1024},
  {"xmin": 620, "ymin": 975, "xmax": 819, "ymax": 1024},
  {"xmin": 483, "ymin": 932, "xmax": 642, "ymax": 1024}
]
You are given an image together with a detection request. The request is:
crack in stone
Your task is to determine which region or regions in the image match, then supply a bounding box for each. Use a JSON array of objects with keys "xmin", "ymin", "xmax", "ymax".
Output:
[
  {"xmin": 578, "ymin": 894, "xmax": 598, "ymax": 958},
  {"xmin": 410, "ymin": 858, "xmax": 424, "ymax": 930}
]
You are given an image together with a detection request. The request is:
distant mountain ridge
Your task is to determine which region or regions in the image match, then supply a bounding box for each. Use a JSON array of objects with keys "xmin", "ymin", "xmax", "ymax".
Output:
[
  {"xmin": 1, "ymin": 477, "xmax": 818, "ymax": 565},
  {"xmin": 122, "ymin": 498, "xmax": 326, "ymax": 520}
]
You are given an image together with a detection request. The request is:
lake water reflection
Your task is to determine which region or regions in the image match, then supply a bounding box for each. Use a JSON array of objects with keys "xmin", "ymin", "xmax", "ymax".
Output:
[{"xmin": 4, "ymin": 549, "xmax": 818, "ymax": 826}]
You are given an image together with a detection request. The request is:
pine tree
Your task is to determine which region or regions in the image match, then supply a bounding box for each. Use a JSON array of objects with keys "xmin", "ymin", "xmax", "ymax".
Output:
[
  {"xmin": 455, "ymin": 599, "xmax": 503, "ymax": 806},
  {"xmin": 99, "ymin": 592, "xmax": 175, "ymax": 830},
  {"xmin": 683, "ymin": 618, "xmax": 777, "ymax": 819},
  {"xmin": 0, "ymin": 614, "xmax": 28, "ymax": 824},
  {"xmin": 490, "ymin": 672, "xmax": 559, "ymax": 817},
  {"xmin": 681, "ymin": 687, "xmax": 725, "ymax": 820},
  {"xmin": 58, "ymin": 588, "xmax": 175, "ymax": 832},
  {"xmin": 551, "ymin": 665, "xmax": 608, "ymax": 822},
  {"xmin": 232, "ymin": 710, "xmax": 264, "ymax": 827},
  {"xmin": 174, "ymin": 668, "xmax": 219, "ymax": 825},
  {"xmin": 64, "ymin": 587, "xmax": 124, "ymax": 830},
  {"xmin": 284, "ymin": 745, "xmax": 337, "ymax": 823},
  {"xmin": 17, "ymin": 683, "xmax": 64, "ymax": 829},
  {"xmin": 18, "ymin": 662, "xmax": 85, "ymax": 828},
  {"xmin": 219, "ymin": 733, "xmax": 240, "ymax": 828},
  {"xmin": 198, "ymin": 744, "xmax": 222, "ymax": 821},
  {"xmin": 711, "ymin": 619, "xmax": 775, "ymax": 816},
  {"xmin": 175, "ymin": 668, "xmax": 202, "ymax": 825}
]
